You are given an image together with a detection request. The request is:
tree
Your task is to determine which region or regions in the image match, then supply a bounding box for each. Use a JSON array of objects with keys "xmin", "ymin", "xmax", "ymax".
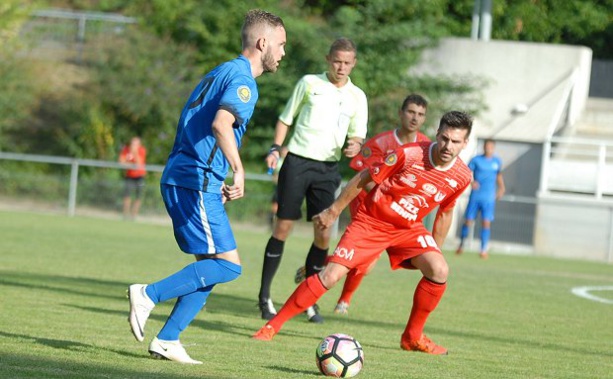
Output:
[{"xmin": 0, "ymin": 0, "xmax": 38, "ymax": 151}]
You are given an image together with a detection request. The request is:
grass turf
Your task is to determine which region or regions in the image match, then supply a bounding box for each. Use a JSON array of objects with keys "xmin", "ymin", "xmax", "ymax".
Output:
[{"xmin": 1, "ymin": 210, "xmax": 612, "ymax": 378}]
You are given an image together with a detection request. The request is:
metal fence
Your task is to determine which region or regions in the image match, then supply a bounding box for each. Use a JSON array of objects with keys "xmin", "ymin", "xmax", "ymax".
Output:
[
  {"xmin": 0, "ymin": 152, "xmax": 273, "ymax": 219},
  {"xmin": 1, "ymin": 151, "xmax": 535, "ymax": 250}
]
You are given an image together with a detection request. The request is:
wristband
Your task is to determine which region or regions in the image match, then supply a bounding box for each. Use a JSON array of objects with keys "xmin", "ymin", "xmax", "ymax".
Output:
[{"xmin": 268, "ymin": 144, "xmax": 281, "ymax": 155}]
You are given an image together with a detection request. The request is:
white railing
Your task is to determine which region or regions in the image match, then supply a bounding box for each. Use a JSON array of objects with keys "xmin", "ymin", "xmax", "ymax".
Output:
[
  {"xmin": 540, "ymin": 136, "xmax": 613, "ymax": 199},
  {"xmin": 0, "ymin": 152, "xmax": 272, "ymax": 217}
]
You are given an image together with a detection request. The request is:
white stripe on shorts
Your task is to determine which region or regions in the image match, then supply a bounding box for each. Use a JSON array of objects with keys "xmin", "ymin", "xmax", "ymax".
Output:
[{"xmin": 198, "ymin": 191, "xmax": 216, "ymax": 254}]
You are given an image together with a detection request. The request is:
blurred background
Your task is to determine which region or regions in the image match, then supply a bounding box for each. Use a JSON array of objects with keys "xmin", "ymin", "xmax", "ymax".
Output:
[{"xmin": 1, "ymin": 0, "xmax": 612, "ymax": 262}]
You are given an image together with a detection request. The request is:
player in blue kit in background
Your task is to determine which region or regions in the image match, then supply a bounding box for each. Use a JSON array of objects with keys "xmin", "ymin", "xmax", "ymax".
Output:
[
  {"xmin": 456, "ymin": 139, "xmax": 505, "ymax": 259},
  {"xmin": 126, "ymin": 9, "xmax": 286, "ymax": 364}
]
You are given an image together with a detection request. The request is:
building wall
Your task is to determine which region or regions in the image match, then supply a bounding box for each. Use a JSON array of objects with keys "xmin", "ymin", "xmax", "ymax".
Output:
[
  {"xmin": 412, "ymin": 37, "xmax": 593, "ymax": 141},
  {"xmin": 535, "ymin": 196, "xmax": 613, "ymax": 263}
]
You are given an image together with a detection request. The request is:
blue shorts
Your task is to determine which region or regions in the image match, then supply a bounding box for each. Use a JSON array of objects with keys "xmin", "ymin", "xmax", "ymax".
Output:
[
  {"xmin": 464, "ymin": 195, "xmax": 496, "ymax": 222},
  {"xmin": 161, "ymin": 184, "xmax": 236, "ymax": 254}
]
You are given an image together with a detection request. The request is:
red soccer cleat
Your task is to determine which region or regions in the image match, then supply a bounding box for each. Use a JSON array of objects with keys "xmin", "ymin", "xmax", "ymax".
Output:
[
  {"xmin": 252, "ymin": 324, "xmax": 277, "ymax": 341},
  {"xmin": 401, "ymin": 334, "xmax": 448, "ymax": 355}
]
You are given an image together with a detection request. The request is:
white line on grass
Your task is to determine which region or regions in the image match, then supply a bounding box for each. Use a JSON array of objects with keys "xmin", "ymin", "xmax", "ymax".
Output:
[{"xmin": 571, "ymin": 286, "xmax": 613, "ymax": 304}]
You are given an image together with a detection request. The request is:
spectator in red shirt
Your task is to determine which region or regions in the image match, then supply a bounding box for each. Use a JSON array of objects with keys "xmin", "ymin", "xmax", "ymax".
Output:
[{"xmin": 119, "ymin": 137, "xmax": 147, "ymax": 219}]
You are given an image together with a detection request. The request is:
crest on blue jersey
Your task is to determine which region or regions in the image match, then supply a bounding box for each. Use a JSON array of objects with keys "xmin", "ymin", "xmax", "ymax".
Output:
[{"xmin": 237, "ymin": 86, "xmax": 251, "ymax": 103}]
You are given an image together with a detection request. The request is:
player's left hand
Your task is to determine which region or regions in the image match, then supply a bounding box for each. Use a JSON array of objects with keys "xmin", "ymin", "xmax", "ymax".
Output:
[
  {"xmin": 343, "ymin": 140, "xmax": 362, "ymax": 158},
  {"xmin": 222, "ymin": 171, "xmax": 245, "ymax": 202},
  {"xmin": 313, "ymin": 208, "xmax": 337, "ymax": 230}
]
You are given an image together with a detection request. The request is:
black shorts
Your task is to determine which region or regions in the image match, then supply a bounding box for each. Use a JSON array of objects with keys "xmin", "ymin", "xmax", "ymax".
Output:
[
  {"xmin": 276, "ymin": 153, "xmax": 341, "ymax": 221},
  {"xmin": 123, "ymin": 177, "xmax": 145, "ymax": 198}
]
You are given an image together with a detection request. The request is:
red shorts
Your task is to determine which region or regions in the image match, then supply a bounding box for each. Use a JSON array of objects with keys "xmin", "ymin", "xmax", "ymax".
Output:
[
  {"xmin": 349, "ymin": 190, "xmax": 368, "ymax": 218},
  {"xmin": 328, "ymin": 212, "xmax": 442, "ymax": 272}
]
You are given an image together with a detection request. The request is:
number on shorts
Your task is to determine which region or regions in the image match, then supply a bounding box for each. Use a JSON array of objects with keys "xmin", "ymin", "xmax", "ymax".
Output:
[{"xmin": 417, "ymin": 235, "xmax": 437, "ymax": 248}]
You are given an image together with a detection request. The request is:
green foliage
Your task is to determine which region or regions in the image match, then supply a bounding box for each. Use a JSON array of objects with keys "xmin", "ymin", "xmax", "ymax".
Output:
[
  {"xmin": 86, "ymin": 27, "xmax": 202, "ymax": 162},
  {"xmin": 0, "ymin": 1, "xmax": 39, "ymax": 151},
  {"xmin": 3, "ymin": 0, "xmax": 612, "ymax": 168}
]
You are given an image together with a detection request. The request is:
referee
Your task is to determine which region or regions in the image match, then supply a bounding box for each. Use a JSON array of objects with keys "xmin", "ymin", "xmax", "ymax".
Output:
[{"xmin": 258, "ymin": 37, "xmax": 368, "ymax": 323}]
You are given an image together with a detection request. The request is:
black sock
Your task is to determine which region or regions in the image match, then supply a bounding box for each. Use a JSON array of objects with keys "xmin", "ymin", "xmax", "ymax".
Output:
[
  {"xmin": 259, "ymin": 236, "xmax": 285, "ymax": 301},
  {"xmin": 305, "ymin": 243, "xmax": 328, "ymax": 277}
]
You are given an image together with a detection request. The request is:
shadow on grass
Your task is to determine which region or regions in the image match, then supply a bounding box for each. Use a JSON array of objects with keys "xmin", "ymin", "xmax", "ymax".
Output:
[
  {"xmin": 4, "ymin": 270, "xmax": 608, "ymax": 360},
  {"xmin": 0, "ymin": 349, "xmax": 234, "ymax": 379}
]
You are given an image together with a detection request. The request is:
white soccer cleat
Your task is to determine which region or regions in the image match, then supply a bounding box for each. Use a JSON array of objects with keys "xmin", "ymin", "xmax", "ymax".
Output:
[
  {"xmin": 333, "ymin": 301, "xmax": 349, "ymax": 315},
  {"xmin": 148, "ymin": 337, "xmax": 203, "ymax": 364},
  {"xmin": 127, "ymin": 284, "xmax": 155, "ymax": 342}
]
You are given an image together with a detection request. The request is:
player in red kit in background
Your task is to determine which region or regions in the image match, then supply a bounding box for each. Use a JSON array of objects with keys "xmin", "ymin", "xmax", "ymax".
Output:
[{"xmin": 253, "ymin": 111, "xmax": 473, "ymax": 355}]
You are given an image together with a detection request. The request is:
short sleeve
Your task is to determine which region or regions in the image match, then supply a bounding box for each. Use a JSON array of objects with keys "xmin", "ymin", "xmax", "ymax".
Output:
[
  {"xmin": 368, "ymin": 147, "xmax": 406, "ymax": 185},
  {"xmin": 349, "ymin": 137, "xmax": 384, "ymax": 172},
  {"xmin": 347, "ymin": 90, "xmax": 368, "ymax": 139},
  {"xmin": 468, "ymin": 157, "xmax": 476, "ymax": 172},
  {"xmin": 439, "ymin": 180, "xmax": 470, "ymax": 212},
  {"xmin": 219, "ymin": 76, "xmax": 258, "ymax": 125},
  {"xmin": 278, "ymin": 77, "xmax": 308, "ymax": 126}
]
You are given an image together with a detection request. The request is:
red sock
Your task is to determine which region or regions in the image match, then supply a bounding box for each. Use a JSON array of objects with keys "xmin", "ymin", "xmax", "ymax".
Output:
[
  {"xmin": 268, "ymin": 274, "xmax": 328, "ymax": 332},
  {"xmin": 403, "ymin": 277, "xmax": 447, "ymax": 341},
  {"xmin": 338, "ymin": 269, "xmax": 365, "ymax": 304}
]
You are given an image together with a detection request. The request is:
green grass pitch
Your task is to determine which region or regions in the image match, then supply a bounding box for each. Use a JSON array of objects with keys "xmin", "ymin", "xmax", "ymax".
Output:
[{"xmin": 1, "ymin": 210, "xmax": 612, "ymax": 378}]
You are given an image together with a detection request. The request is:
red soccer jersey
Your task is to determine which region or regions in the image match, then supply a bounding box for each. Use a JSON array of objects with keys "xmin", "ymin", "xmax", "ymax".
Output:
[
  {"xmin": 120, "ymin": 145, "xmax": 147, "ymax": 178},
  {"xmin": 360, "ymin": 142, "xmax": 472, "ymax": 229},
  {"xmin": 348, "ymin": 130, "xmax": 430, "ymax": 216},
  {"xmin": 349, "ymin": 129, "xmax": 430, "ymax": 172}
]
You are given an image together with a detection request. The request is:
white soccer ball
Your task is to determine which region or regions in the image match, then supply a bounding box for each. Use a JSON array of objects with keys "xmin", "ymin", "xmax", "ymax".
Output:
[{"xmin": 315, "ymin": 333, "xmax": 364, "ymax": 377}]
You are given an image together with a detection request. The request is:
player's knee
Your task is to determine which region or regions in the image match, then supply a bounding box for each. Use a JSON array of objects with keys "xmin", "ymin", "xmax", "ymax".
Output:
[
  {"xmin": 318, "ymin": 267, "xmax": 342, "ymax": 289},
  {"xmin": 273, "ymin": 218, "xmax": 293, "ymax": 240},
  {"xmin": 429, "ymin": 261, "xmax": 449, "ymax": 283},
  {"xmin": 220, "ymin": 261, "xmax": 241, "ymax": 283}
]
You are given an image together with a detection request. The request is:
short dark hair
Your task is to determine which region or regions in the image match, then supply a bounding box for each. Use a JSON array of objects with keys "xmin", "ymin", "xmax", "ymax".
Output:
[
  {"xmin": 329, "ymin": 37, "xmax": 357, "ymax": 56},
  {"xmin": 241, "ymin": 9, "xmax": 285, "ymax": 49},
  {"xmin": 438, "ymin": 111, "xmax": 473, "ymax": 137},
  {"xmin": 484, "ymin": 138, "xmax": 496, "ymax": 146},
  {"xmin": 401, "ymin": 94, "xmax": 428, "ymax": 111}
]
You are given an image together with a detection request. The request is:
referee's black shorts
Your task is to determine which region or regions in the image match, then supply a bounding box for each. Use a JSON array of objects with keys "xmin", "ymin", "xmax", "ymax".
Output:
[{"xmin": 276, "ymin": 152, "xmax": 341, "ymax": 221}]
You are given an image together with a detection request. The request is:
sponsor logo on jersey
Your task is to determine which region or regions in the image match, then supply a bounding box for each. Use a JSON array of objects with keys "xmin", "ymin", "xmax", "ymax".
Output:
[
  {"xmin": 334, "ymin": 247, "xmax": 355, "ymax": 261},
  {"xmin": 237, "ymin": 86, "xmax": 251, "ymax": 103},
  {"xmin": 434, "ymin": 191, "xmax": 446, "ymax": 202},
  {"xmin": 399, "ymin": 174, "xmax": 417, "ymax": 188},
  {"xmin": 492, "ymin": 162, "xmax": 500, "ymax": 170},
  {"xmin": 444, "ymin": 178, "xmax": 458, "ymax": 188},
  {"xmin": 411, "ymin": 163, "xmax": 424, "ymax": 170},
  {"xmin": 390, "ymin": 194, "xmax": 429, "ymax": 222},
  {"xmin": 362, "ymin": 147, "xmax": 372, "ymax": 158},
  {"xmin": 385, "ymin": 153, "xmax": 397, "ymax": 166},
  {"xmin": 421, "ymin": 183, "xmax": 437, "ymax": 195},
  {"xmin": 355, "ymin": 160, "xmax": 364, "ymax": 168}
]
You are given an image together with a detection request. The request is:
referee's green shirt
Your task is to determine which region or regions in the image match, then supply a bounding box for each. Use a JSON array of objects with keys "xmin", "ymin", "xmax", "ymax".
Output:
[{"xmin": 279, "ymin": 73, "xmax": 368, "ymax": 162}]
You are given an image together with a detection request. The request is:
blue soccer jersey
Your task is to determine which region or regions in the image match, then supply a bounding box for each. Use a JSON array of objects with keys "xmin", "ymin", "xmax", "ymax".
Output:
[
  {"xmin": 468, "ymin": 154, "xmax": 502, "ymax": 199},
  {"xmin": 161, "ymin": 55, "xmax": 259, "ymax": 193}
]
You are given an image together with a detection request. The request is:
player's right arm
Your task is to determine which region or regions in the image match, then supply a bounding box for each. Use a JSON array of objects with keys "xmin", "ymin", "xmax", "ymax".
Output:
[
  {"xmin": 212, "ymin": 108, "xmax": 244, "ymax": 201},
  {"xmin": 313, "ymin": 169, "xmax": 372, "ymax": 229}
]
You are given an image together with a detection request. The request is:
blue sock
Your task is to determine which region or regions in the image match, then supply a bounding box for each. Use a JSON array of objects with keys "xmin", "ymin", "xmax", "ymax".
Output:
[
  {"xmin": 481, "ymin": 228, "xmax": 491, "ymax": 252},
  {"xmin": 460, "ymin": 224, "xmax": 470, "ymax": 245},
  {"xmin": 157, "ymin": 285, "xmax": 214, "ymax": 341},
  {"xmin": 146, "ymin": 259, "xmax": 241, "ymax": 303}
]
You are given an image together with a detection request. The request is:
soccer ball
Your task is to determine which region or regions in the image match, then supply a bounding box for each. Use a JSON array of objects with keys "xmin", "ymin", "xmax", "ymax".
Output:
[{"xmin": 315, "ymin": 333, "xmax": 364, "ymax": 377}]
